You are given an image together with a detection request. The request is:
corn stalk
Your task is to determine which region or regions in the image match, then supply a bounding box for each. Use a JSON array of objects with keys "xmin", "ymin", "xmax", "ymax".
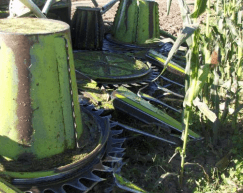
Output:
[{"xmin": 165, "ymin": 0, "xmax": 242, "ymax": 186}]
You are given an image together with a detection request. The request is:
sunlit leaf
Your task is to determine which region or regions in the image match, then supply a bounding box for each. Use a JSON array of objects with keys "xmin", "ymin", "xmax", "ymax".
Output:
[
  {"xmin": 176, "ymin": 0, "xmax": 192, "ymax": 25},
  {"xmin": 193, "ymin": 97, "xmax": 217, "ymax": 122},
  {"xmin": 226, "ymin": 18, "xmax": 240, "ymax": 38},
  {"xmin": 190, "ymin": 0, "xmax": 208, "ymax": 18},
  {"xmin": 218, "ymin": 18, "xmax": 224, "ymax": 32},
  {"xmin": 160, "ymin": 24, "xmax": 199, "ymax": 76},
  {"xmin": 193, "ymin": 64, "xmax": 211, "ymax": 99},
  {"xmin": 237, "ymin": 10, "xmax": 242, "ymax": 24}
]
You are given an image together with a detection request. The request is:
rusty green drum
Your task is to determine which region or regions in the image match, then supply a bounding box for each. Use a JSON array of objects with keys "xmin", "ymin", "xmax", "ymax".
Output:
[
  {"xmin": 0, "ymin": 18, "xmax": 82, "ymax": 161},
  {"xmin": 111, "ymin": 0, "xmax": 160, "ymax": 45},
  {"xmin": 71, "ymin": 7, "xmax": 104, "ymax": 50}
]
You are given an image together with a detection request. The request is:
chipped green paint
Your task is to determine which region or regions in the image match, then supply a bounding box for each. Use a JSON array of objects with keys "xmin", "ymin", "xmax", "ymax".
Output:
[
  {"xmin": 0, "ymin": 18, "xmax": 82, "ymax": 164},
  {"xmin": 114, "ymin": 87, "xmax": 201, "ymax": 138},
  {"xmin": 136, "ymin": 0, "xmax": 160, "ymax": 44},
  {"xmin": 112, "ymin": 0, "xmax": 138, "ymax": 43},
  {"xmin": 112, "ymin": 0, "xmax": 160, "ymax": 45},
  {"xmin": 0, "ymin": 38, "xmax": 28, "ymax": 158},
  {"xmin": 66, "ymin": 33, "xmax": 83, "ymax": 140},
  {"xmin": 0, "ymin": 177, "xmax": 23, "ymax": 193}
]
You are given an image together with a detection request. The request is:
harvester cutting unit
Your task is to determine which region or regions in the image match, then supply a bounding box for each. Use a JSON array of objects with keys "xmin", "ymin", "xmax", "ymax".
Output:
[{"xmin": 0, "ymin": 0, "xmax": 200, "ymax": 192}]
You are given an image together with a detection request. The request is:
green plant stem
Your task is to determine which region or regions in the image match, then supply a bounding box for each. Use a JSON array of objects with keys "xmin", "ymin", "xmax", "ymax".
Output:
[
  {"xmin": 233, "ymin": 40, "xmax": 242, "ymax": 130},
  {"xmin": 216, "ymin": 0, "xmax": 219, "ymax": 13},
  {"xmin": 206, "ymin": 0, "xmax": 210, "ymax": 39},
  {"xmin": 237, "ymin": 43, "xmax": 242, "ymax": 78},
  {"xmin": 232, "ymin": 0, "xmax": 236, "ymax": 21},
  {"xmin": 212, "ymin": 69, "xmax": 220, "ymax": 144},
  {"xmin": 224, "ymin": 0, "xmax": 226, "ymax": 16},
  {"xmin": 203, "ymin": 0, "xmax": 211, "ymax": 106},
  {"xmin": 180, "ymin": 108, "xmax": 191, "ymax": 185}
]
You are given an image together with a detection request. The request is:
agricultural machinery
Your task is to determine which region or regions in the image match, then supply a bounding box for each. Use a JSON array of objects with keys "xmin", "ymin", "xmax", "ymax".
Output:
[{"xmin": 0, "ymin": 0, "xmax": 200, "ymax": 192}]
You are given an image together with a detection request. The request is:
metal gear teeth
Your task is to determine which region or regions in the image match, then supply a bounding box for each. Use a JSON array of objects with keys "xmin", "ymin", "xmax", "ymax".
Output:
[
  {"xmin": 81, "ymin": 63, "xmax": 161, "ymax": 91},
  {"xmin": 81, "ymin": 104, "xmax": 126, "ymax": 191},
  {"xmin": 92, "ymin": 162, "xmax": 113, "ymax": 172},
  {"xmin": 93, "ymin": 109, "xmax": 105, "ymax": 116},
  {"xmin": 10, "ymin": 102, "xmax": 125, "ymax": 193}
]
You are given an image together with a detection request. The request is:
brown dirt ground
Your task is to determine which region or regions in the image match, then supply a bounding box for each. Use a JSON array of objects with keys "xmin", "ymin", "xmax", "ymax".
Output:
[{"xmin": 71, "ymin": 0, "xmax": 190, "ymax": 36}]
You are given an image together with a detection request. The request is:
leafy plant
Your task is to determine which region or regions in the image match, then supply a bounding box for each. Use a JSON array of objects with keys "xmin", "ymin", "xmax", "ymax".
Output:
[{"xmin": 165, "ymin": 0, "xmax": 243, "ymax": 187}]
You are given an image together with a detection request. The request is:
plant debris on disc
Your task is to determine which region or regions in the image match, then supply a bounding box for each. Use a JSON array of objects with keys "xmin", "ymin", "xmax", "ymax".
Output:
[{"xmin": 74, "ymin": 51, "xmax": 152, "ymax": 83}]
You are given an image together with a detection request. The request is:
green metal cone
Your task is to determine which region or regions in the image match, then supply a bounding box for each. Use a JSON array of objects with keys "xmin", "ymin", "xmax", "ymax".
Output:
[
  {"xmin": 0, "ymin": 18, "xmax": 82, "ymax": 163},
  {"xmin": 111, "ymin": 0, "xmax": 160, "ymax": 45},
  {"xmin": 71, "ymin": 7, "xmax": 104, "ymax": 50}
]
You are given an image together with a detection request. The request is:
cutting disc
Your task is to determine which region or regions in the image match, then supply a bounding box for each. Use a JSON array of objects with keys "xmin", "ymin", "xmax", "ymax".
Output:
[{"xmin": 74, "ymin": 51, "xmax": 155, "ymax": 85}]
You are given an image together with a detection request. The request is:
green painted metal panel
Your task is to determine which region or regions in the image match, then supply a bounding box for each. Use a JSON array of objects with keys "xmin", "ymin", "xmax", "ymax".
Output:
[
  {"xmin": 137, "ymin": 0, "xmax": 150, "ymax": 44},
  {"xmin": 137, "ymin": 0, "xmax": 160, "ymax": 44},
  {"xmin": 0, "ymin": 18, "xmax": 82, "ymax": 162},
  {"xmin": 29, "ymin": 34, "xmax": 68, "ymax": 158},
  {"xmin": 54, "ymin": 36, "xmax": 76, "ymax": 149},
  {"xmin": 112, "ymin": 0, "xmax": 138, "ymax": 43}
]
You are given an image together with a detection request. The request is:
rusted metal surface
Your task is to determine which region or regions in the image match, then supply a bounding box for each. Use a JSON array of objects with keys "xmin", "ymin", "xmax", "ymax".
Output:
[
  {"xmin": 3, "ymin": 35, "xmax": 34, "ymax": 145},
  {"xmin": 0, "ymin": 18, "xmax": 82, "ymax": 160}
]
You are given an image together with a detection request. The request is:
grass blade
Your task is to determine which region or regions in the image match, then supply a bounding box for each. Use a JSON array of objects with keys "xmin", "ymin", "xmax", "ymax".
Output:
[{"xmin": 156, "ymin": 24, "xmax": 198, "ymax": 79}]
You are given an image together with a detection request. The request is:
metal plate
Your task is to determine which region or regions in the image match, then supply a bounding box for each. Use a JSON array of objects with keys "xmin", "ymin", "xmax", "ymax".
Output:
[{"xmin": 74, "ymin": 51, "xmax": 152, "ymax": 83}]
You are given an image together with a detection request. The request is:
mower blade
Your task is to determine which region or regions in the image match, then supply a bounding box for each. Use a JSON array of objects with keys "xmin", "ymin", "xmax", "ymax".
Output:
[
  {"xmin": 146, "ymin": 49, "xmax": 185, "ymax": 77},
  {"xmin": 112, "ymin": 87, "xmax": 201, "ymax": 139}
]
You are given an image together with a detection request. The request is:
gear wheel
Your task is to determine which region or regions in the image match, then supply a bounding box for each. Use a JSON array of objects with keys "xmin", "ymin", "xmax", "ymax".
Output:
[
  {"xmin": 74, "ymin": 51, "xmax": 160, "ymax": 88},
  {"xmin": 8, "ymin": 103, "xmax": 125, "ymax": 193}
]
